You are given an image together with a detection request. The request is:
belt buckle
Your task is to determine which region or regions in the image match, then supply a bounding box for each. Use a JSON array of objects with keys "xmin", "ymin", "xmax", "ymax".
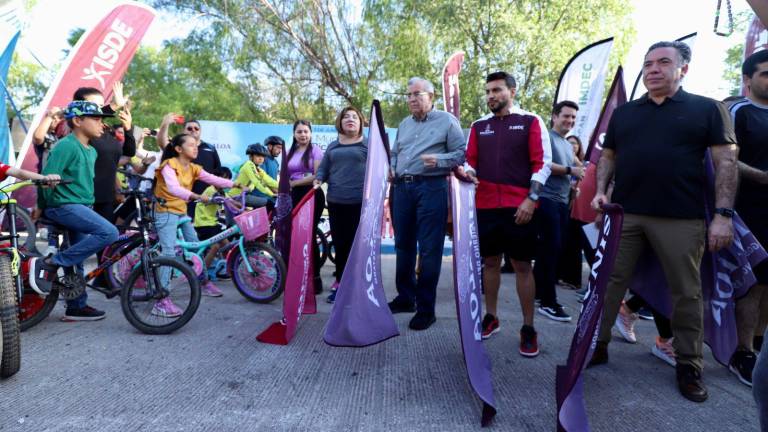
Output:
[{"xmin": 402, "ymin": 175, "xmax": 415, "ymax": 183}]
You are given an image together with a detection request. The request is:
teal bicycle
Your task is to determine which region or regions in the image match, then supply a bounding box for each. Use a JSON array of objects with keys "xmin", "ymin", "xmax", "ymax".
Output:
[{"xmin": 111, "ymin": 192, "xmax": 286, "ymax": 304}]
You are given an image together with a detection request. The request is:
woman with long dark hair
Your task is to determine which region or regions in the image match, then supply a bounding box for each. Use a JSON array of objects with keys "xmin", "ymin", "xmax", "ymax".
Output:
[
  {"xmin": 314, "ymin": 106, "xmax": 368, "ymax": 303},
  {"xmin": 285, "ymin": 120, "xmax": 326, "ymax": 293}
]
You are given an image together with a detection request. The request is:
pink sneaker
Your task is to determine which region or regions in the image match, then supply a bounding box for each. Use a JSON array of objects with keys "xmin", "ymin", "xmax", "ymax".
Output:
[
  {"xmin": 330, "ymin": 280, "xmax": 340, "ymax": 291},
  {"xmin": 202, "ymin": 281, "xmax": 223, "ymax": 297},
  {"xmin": 151, "ymin": 297, "xmax": 183, "ymax": 318},
  {"xmin": 614, "ymin": 301, "xmax": 638, "ymax": 343}
]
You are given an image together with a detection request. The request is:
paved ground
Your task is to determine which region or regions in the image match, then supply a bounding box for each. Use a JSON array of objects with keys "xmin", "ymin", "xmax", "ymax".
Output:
[{"xmin": 0, "ymin": 255, "xmax": 760, "ymax": 431}]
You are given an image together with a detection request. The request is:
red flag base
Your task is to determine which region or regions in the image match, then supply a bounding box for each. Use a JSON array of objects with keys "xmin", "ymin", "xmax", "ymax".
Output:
[
  {"xmin": 256, "ymin": 321, "xmax": 289, "ymax": 345},
  {"xmin": 303, "ymin": 287, "xmax": 317, "ymax": 314}
]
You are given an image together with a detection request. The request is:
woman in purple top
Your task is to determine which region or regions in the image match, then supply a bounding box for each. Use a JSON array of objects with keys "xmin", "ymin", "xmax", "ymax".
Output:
[{"xmin": 285, "ymin": 120, "xmax": 326, "ymax": 292}]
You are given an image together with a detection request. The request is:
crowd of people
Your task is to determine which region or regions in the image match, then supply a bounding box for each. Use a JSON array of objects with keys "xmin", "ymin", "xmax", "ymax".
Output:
[{"xmin": 3, "ymin": 39, "xmax": 766, "ymax": 425}]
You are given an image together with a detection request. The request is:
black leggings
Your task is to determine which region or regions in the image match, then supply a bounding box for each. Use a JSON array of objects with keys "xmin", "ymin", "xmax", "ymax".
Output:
[
  {"xmin": 625, "ymin": 294, "xmax": 673, "ymax": 339},
  {"xmin": 327, "ymin": 201, "xmax": 362, "ymax": 283},
  {"xmin": 290, "ymin": 185, "xmax": 326, "ymax": 278}
]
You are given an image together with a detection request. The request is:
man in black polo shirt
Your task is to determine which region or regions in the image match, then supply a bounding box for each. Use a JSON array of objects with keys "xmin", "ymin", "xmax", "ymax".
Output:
[
  {"xmin": 729, "ymin": 50, "xmax": 768, "ymax": 388},
  {"xmin": 588, "ymin": 41, "xmax": 738, "ymax": 403}
]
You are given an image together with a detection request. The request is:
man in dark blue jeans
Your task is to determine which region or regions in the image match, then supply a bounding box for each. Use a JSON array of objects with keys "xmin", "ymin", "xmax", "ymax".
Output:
[
  {"xmin": 388, "ymin": 77, "xmax": 465, "ymax": 331},
  {"xmin": 534, "ymin": 100, "xmax": 584, "ymax": 322},
  {"xmin": 31, "ymin": 101, "xmax": 119, "ymax": 321}
]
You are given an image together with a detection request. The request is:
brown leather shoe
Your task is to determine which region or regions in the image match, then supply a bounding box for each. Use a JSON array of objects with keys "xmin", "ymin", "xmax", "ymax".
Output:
[
  {"xmin": 676, "ymin": 364, "xmax": 708, "ymax": 402},
  {"xmin": 587, "ymin": 341, "xmax": 609, "ymax": 367}
]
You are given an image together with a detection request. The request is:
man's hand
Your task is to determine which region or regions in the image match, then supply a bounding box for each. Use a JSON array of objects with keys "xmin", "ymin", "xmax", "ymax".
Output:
[
  {"xmin": 708, "ymin": 215, "xmax": 734, "ymax": 252},
  {"xmin": 571, "ymin": 166, "xmax": 585, "ymax": 180},
  {"xmin": 115, "ymin": 193, "xmax": 126, "ymax": 204},
  {"xmin": 515, "ymin": 198, "xmax": 535, "ymax": 225},
  {"xmin": 455, "ymin": 166, "xmax": 479, "ymax": 184},
  {"xmin": 420, "ymin": 154, "xmax": 438, "ymax": 168},
  {"xmin": 141, "ymin": 155, "xmax": 156, "ymax": 166},
  {"xmin": 591, "ymin": 192, "xmax": 609, "ymax": 212},
  {"xmin": 112, "ymin": 82, "xmax": 128, "ymax": 109},
  {"xmin": 118, "ymin": 108, "xmax": 132, "ymax": 130},
  {"xmin": 47, "ymin": 106, "xmax": 63, "ymax": 119},
  {"xmin": 162, "ymin": 112, "xmax": 176, "ymax": 126},
  {"xmin": 313, "ymin": 179, "xmax": 322, "ymax": 188}
]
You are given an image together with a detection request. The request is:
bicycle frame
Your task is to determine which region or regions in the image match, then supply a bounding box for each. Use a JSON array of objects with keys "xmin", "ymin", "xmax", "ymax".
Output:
[{"xmin": 175, "ymin": 223, "xmax": 258, "ymax": 274}]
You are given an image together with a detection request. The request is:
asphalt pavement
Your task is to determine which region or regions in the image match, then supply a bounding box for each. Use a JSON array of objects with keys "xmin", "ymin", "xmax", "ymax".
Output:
[{"xmin": 0, "ymin": 255, "xmax": 759, "ymax": 431}]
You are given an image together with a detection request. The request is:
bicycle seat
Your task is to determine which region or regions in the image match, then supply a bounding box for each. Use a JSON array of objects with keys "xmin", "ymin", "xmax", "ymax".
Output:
[{"xmin": 37, "ymin": 217, "xmax": 68, "ymax": 231}]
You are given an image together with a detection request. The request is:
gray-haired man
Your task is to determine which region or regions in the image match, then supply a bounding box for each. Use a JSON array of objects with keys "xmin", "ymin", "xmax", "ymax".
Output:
[{"xmin": 388, "ymin": 77, "xmax": 466, "ymax": 330}]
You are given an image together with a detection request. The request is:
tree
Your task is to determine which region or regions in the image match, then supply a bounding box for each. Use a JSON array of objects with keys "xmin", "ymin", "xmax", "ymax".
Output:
[{"xmin": 154, "ymin": 0, "xmax": 635, "ymax": 126}]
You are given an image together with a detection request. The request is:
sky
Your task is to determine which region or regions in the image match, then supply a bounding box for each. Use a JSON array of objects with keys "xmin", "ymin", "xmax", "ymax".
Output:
[{"xmin": 1, "ymin": 0, "xmax": 760, "ymax": 103}]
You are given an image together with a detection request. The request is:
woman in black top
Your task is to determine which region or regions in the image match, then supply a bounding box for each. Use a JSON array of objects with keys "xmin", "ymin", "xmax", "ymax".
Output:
[{"xmin": 314, "ymin": 106, "xmax": 368, "ymax": 303}]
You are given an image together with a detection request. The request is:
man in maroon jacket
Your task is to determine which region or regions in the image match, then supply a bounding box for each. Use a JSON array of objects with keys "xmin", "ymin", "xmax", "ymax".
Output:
[{"xmin": 464, "ymin": 71, "xmax": 552, "ymax": 357}]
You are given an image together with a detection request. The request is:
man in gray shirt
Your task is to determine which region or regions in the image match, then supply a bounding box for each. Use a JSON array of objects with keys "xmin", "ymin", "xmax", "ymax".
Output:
[
  {"xmin": 534, "ymin": 100, "xmax": 584, "ymax": 322},
  {"xmin": 388, "ymin": 77, "xmax": 466, "ymax": 331}
]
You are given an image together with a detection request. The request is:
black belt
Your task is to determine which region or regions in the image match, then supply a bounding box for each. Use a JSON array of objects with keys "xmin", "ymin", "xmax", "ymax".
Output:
[{"xmin": 395, "ymin": 174, "xmax": 429, "ymax": 183}]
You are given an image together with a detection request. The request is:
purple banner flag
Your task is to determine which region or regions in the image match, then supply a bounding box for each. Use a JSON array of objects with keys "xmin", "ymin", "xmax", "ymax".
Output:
[
  {"xmin": 449, "ymin": 174, "xmax": 497, "ymax": 427},
  {"xmin": 257, "ymin": 190, "xmax": 317, "ymax": 345},
  {"xmin": 556, "ymin": 205, "xmax": 624, "ymax": 432},
  {"xmin": 323, "ymin": 100, "xmax": 399, "ymax": 347},
  {"xmin": 630, "ymin": 155, "xmax": 768, "ymax": 364}
]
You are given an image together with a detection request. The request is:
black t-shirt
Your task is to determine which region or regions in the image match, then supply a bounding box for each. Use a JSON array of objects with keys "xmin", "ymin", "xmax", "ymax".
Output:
[
  {"xmin": 91, "ymin": 128, "xmax": 136, "ymax": 203},
  {"xmin": 731, "ymin": 99, "xmax": 768, "ymax": 217},
  {"xmin": 191, "ymin": 141, "xmax": 222, "ymax": 194},
  {"xmin": 603, "ymin": 88, "xmax": 736, "ymax": 219}
]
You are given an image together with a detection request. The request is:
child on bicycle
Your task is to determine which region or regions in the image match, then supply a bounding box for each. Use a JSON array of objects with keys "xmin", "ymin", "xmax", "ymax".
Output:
[
  {"xmin": 30, "ymin": 101, "xmax": 119, "ymax": 321},
  {"xmin": 195, "ymin": 167, "xmax": 233, "ymax": 278},
  {"xmin": 153, "ymin": 134, "xmax": 246, "ymax": 316},
  {"xmin": 227, "ymin": 143, "xmax": 277, "ymax": 211}
]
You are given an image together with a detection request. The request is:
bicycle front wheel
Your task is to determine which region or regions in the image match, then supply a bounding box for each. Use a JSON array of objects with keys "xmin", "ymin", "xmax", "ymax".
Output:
[
  {"xmin": 120, "ymin": 256, "xmax": 201, "ymax": 335},
  {"xmin": 0, "ymin": 254, "xmax": 21, "ymax": 378},
  {"xmin": 229, "ymin": 242, "xmax": 286, "ymax": 304}
]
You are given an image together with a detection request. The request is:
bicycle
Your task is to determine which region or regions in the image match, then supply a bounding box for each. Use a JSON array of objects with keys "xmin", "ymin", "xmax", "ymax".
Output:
[
  {"xmin": 0, "ymin": 178, "xmax": 60, "ymax": 378},
  {"xmin": 22, "ymin": 179, "xmax": 201, "ymax": 335},
  {"xmin": 113, "ymin": 191, "xmax": 286, "ymax": 304}
]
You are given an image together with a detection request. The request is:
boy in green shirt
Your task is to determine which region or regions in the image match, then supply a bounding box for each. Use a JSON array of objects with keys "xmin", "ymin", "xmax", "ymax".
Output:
[
  {"xmin": 228, "ymin": 143, "xmax": 277, "ymax": 210},
  {"xmin": 30, "ymin": 101, "xmax": 119, "ymax": 322}
]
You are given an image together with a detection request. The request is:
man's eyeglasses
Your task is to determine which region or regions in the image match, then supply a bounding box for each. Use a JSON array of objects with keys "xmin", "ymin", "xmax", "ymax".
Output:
[
  {"xmin": 186, "ymin": 126, "xmax": 200, "ymax": 131},
  {"xmin": 405, "ymin": 91, "xmax": 429, "ymax": 99}
]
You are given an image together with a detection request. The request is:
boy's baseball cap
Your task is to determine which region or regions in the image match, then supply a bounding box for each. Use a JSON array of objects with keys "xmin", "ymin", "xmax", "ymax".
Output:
[{"xmin": 64, "ymin": 100, "xmax": 115, "ymax": 119}]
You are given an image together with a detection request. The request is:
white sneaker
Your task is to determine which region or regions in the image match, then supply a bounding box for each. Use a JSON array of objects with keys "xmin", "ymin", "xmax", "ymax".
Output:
[
  {"xmin": 613, "ymin": 301, "xmax": 638, "ymax": 343},
  {"xmin": 651, "ymin": 336, "xmax": 676, "ymax": 367}
]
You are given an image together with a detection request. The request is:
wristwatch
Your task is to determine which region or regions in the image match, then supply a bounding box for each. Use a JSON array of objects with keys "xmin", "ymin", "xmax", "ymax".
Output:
[
  {"xmin": 527, "ymin": 191, "xmax": 539, "ymax": 202},
  {"xmin": 714, "ymin": 207, "xmax": 735, "ymax": 218}
]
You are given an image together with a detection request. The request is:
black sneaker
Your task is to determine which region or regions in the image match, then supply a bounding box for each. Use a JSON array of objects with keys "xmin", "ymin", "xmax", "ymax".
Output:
[
  {"xmin": 29, "ymin": 255, "xmax": 58, "ymax": 295},
  {"xmin": 676, "ymin": 363, "xmax": 708, "ymax": 402},
  {"xmin": 537, "ymin": 304, "xmax": 572, "ymax": 322},
  {"xmin": 408, "ymin": 312, "xmax": 436, "ymax": 331},
  {"xmin": 62, "ymin": 305, "xmax": 106, "ymax": 322},
  {"xmin": 588, "ymin": 341, "xmax": 609, "ymax": 367},
  {"xmin": 388, "ymin": 299, "xmax": 416, "ymax": 314},
  {"xmin": 729, "ymin": 349, "xmax": 757, "ymax": 387},
  {"xmin": 637, "ymin": 307, "xmax": 654, "ymax": 320}
]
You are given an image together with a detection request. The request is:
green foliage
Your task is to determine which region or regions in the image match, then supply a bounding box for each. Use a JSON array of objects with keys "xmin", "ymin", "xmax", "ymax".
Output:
[
  {"xmin": 123, "ymin": 38, "xmax": 264, "ymax": 131},
  {"xmin": 153, "ymin": 0, "xmax": 635, "ymax": 126}
]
